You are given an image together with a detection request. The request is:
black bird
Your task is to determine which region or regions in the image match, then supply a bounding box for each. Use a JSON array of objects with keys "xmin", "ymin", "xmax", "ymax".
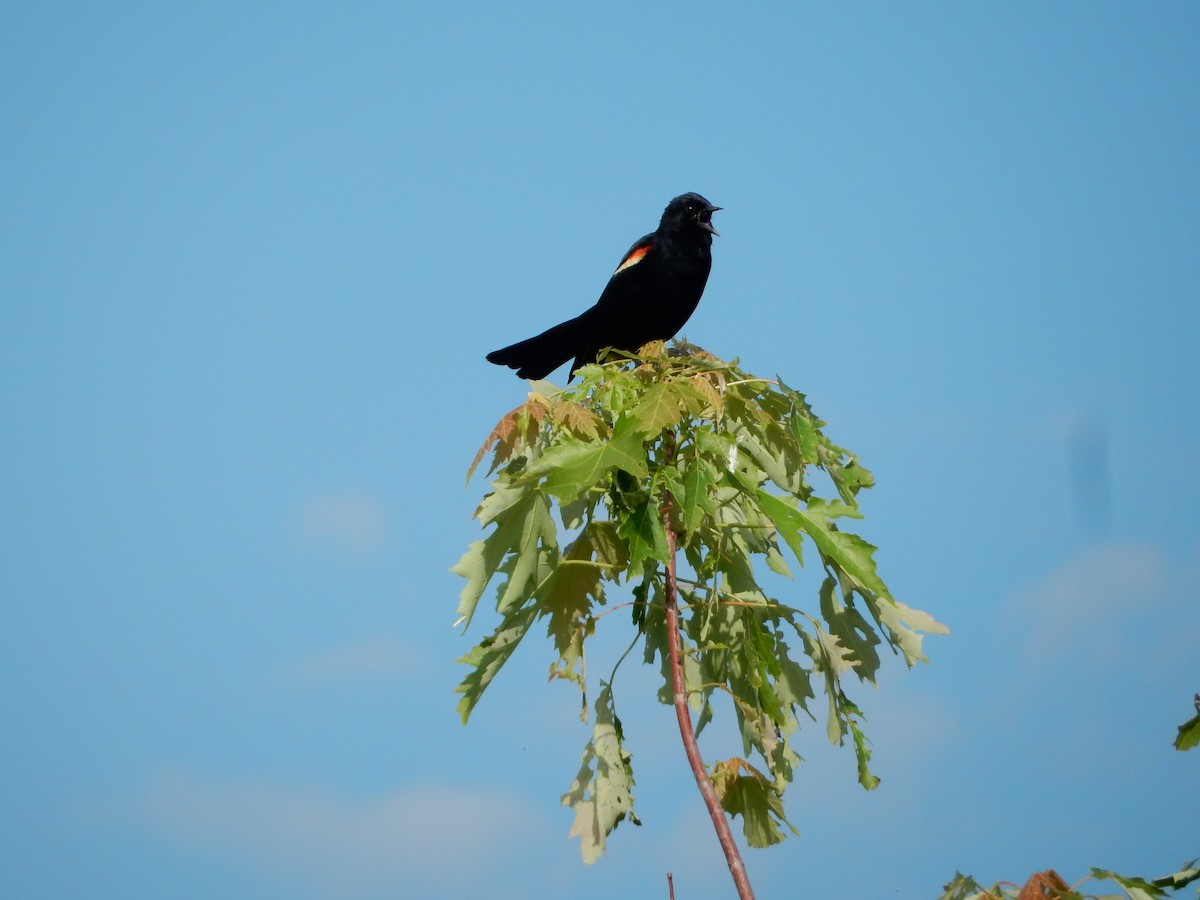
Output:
[{"xmin": 487, "ymin": 193, "xmax": 721, "ymax": 380}]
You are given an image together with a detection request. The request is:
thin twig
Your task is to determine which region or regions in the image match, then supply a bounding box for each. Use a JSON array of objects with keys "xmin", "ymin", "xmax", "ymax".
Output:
[{"xmin": 661, "ymin": 491, "xmax": 756, "ymax": 900}]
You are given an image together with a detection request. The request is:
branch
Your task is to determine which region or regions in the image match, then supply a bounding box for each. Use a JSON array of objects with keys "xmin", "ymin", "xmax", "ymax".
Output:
[{"xmin": 661, "ymin": 491, "xmax": 757, "ymax": 900}]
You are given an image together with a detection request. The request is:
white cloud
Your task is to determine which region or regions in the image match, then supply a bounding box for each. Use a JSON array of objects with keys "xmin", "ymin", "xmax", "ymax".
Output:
[
  {"xmin": 270, "ymin": 636, "xmax": 425, "ymax": 686},
  {"xmin": 291, "ymin": 491, "xmax": 389, "ymax": 559},
  {"xmin": 1003, "ymin": 542, "xmax": 1174, "ymax": 667},
  {"xmin": 137, "ymin": 767, "xmax": 548, "ymax": 899},
  {"xmin": 996, "ymin": 541, "xmax": 1199, "ymax": 772}
]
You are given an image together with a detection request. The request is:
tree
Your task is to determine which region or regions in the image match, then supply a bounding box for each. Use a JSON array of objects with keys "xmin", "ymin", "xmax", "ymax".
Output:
[{"xmin": 453, "ymin": 343, "xmax": 947, "ymax": 897}]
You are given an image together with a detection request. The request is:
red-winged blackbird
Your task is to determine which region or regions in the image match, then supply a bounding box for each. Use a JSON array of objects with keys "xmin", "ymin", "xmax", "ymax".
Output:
[{"xmin": 487, "ymin": 193, "xmax": 721, "ymax": 380}]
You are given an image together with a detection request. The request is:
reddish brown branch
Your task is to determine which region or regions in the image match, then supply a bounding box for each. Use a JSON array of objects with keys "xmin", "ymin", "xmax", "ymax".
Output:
[{"xmin": 661, "ymin": 494, "xmax": 756, "ymax": 900}]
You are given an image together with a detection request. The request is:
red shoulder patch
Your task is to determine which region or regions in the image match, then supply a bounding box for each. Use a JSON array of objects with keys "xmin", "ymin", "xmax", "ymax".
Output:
[{"xmin": 613, "ymin": 241, "xmax": 652, "ymax": 275}]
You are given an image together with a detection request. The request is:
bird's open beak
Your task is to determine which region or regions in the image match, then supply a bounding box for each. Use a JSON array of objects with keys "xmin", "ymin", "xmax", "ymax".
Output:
[{"xmin": 701, "ymin": 206, "xmax": 722, "ymax": 237}]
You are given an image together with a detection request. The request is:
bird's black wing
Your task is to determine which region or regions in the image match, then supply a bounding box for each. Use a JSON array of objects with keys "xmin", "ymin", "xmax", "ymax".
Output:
[{"xmin": 593, "ymin": 233, "xmax": 658, "ymax": 314}]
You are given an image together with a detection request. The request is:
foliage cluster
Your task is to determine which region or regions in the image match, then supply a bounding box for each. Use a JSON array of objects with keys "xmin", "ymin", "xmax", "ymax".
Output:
[
  {"xmin": 940, "ymin": 858, "xmax": 1200, "ymax": 900},
  {"xmin": 452, "ymin": 343, "xmax": 946, "ymax": 861}
]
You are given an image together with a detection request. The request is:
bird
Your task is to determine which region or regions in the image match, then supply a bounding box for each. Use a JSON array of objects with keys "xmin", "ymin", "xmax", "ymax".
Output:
[{"xmin": 486, "ymin": 192, "xmax": 721, "ymax": 380}]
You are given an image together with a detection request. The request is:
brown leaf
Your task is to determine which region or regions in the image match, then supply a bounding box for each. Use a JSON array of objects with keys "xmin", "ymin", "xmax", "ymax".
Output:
[
  {"xmin": 1016, "ymin": 870, "xmax": 1070, "ymax": 900},
  {"xmin": 467, "ymin": 393, "xmax": 554, "ymax": 482},
  {"xmin": 690, "ymin": 372, "xmax": 724, "ymax": 415},
  {"xmin": 553, "ymin": 399, "xmax": 604, "ymax": 440},
  {"xmin": 467, "ymin": 406, "xmax": 519, "ymax": 482}
]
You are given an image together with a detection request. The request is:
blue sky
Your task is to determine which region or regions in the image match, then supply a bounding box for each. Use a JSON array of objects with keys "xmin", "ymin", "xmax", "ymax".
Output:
[{"xmin": 2, "ymin": 3, "xmax": 1197, "ymax": 898}]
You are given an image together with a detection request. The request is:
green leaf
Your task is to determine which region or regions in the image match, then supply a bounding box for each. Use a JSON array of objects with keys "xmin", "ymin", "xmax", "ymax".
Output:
[
  {"xmin": 619, "ymin": 496, "xmax": 670, "ymax": 567},
  {"xmin": 557, "ymin": 492, "xmax": 593, "ymax": 530},
  {"xmin": 843, "ymin": 698, "xmax": 880, "ymax": 790},
  {"xmin": 450, "ymin": 488, "xmax": 555, "ymax": 628},
  {"xmin": 712, "ymin": 527, "xmax": 759, "ymax": 594},
  {"xmin": 679, "ymin": 453, "xmax": 717, "ymax": 536},
  {"xmin": 540, "ymin": 558, "xmax": 600, "ymax": 682},
  {"xmin": 1149, "ymin": 857, "xmax": 1200, "ymax": 891},
  {"xmin": 935, "ymin": 873, "xmax": 991, "ymax": 900},
  {"xmin": 1090, "ymin": 868, "xmax": 1169, "ymax": 900},
  {"xmin": 816, "ymin": 626, "xmax": 855, "ymax": 677},
  {"xmin": 450, "ymin": 540, "xmax": 491, "ymax": 628},
  {"xmin": 764, "ymin": 542, "xmax": 792, "ymax": 578},
  {"xmin": 753, "ymin": 489, "xmax": 806, "ymax": 569},
  {"xmin": 493, "ymin": 494, "xmax": 557, "ymax": 616},
  {"xmin": 696, "ymin": 427, "xmax": 738, "ymax": 474},
  {"xmin": 454, "ymin": 604, "xmax": 539, "ymax": 722},
  {"xmin": 829, "ymin": 459, "xmax": 875, "ymax": 504},
  {"xmin": 531, "ymin": 413, "xmax": 648, "ymax": 501},
  {"xmin": 1174, "ymin": 695, "xmax": 1200, "ymax": 751},
  {"xmin": 777, "ymin": 380, "xmax": 821, "ymax": 462},
  {"xmin": 773, "ymin": 645, "xmax": 815, "ymax": 717},
  {"xmin": 561, "ymin": 685, "xmax": 639, "ymax": 862},
  {"xmin": 874, "ymin": 597, "xmax": 951, "ymax": 666},
  {"xmin": 585, "ymin": 520, "xmax": 631, "ymax": 574},
  {"xmin": 710, "ymin": 757, "xmax": 799, "ymax": 848},
  {"xmin": 736, "ymin": 427, "xmax": 801, "ymax": 495},
  {"xmin": 628, "ymin": 380, "xmax": 687, "ymax": 437},
  {"xmin": 474, "ymin": 477, "xmax": 532, "ymax": 527},
  {"xmin": 819, "ymin": 575, "xmax": 881, "ymax": 681},
  {"xmin": 540, "ymin": 523, "xmax": 628, "ymax": 686},
  {"xmin": 793, "ymin": 501, "xmax": 888, "ymax": 597}
]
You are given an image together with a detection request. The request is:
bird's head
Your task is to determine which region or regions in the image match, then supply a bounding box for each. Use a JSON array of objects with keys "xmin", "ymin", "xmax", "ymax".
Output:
[{"xmin": 662, "ymin": 193, "xmax": 721, "ymax": 237}]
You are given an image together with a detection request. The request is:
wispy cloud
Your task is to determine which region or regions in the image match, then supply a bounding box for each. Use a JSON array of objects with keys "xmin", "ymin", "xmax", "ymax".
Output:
[
  {"xmin": 137, "ymin": 767, "xmax": 548, "ymax": 899},
  {"xmin": 1004, "ymin": 542, "xmax": 1171, "ymax": 667},
  {"xmin": 996, "ymin": 541, "xmax": 1199, "ymax": 773},
  {"xmin": 270, "ymin": 636, "xmax": 425, "ymax": 686},
  {"xmin": 291, "ymin": 491, "xmax": 390, "ymax": 560}
]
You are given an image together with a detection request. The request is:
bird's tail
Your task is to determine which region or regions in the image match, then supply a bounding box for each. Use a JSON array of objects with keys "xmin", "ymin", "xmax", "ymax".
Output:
[{"xmin": 486, "ymin": 315, "xmax": 591, "ymax": 381}]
